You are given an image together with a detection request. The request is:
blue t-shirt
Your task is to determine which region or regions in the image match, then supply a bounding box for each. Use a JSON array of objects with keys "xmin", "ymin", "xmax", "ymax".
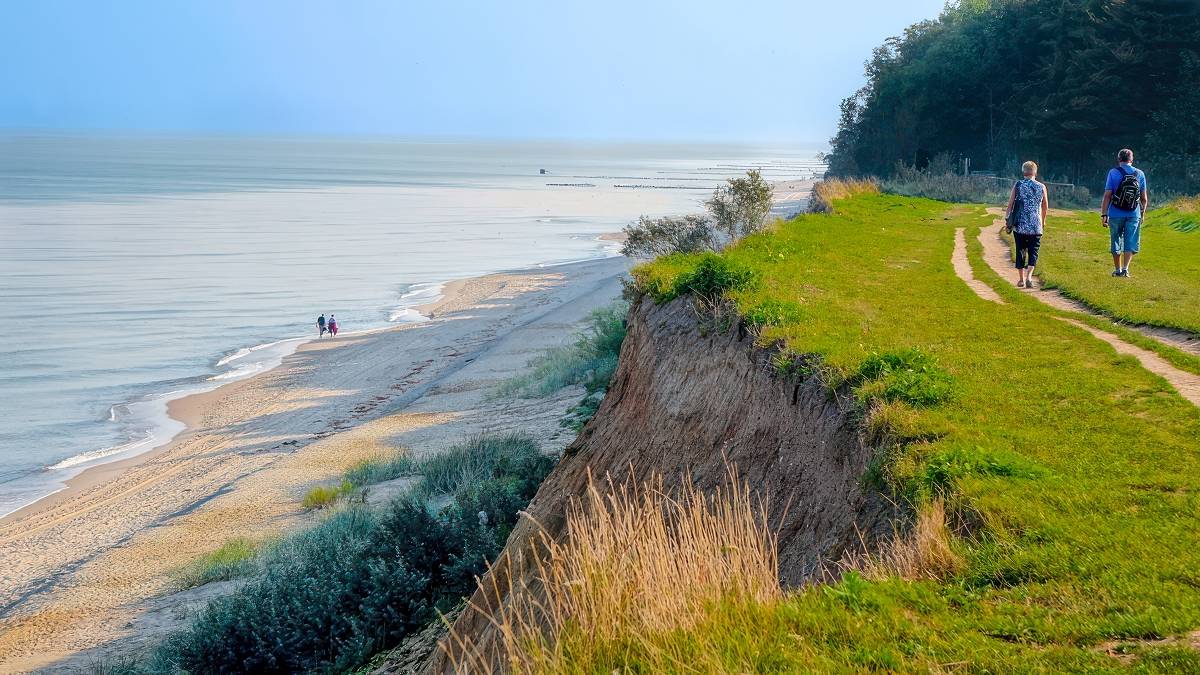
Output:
[{"xmin": 1105, "ymin": 164, "xmax": 1147, "ymax": 218}]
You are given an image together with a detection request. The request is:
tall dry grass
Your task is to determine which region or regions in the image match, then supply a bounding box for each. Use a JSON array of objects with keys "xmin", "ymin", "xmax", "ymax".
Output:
[
  {"xmin": 839, "ymin": 497, "xmax": 963, "ymax": 581},
  {"xmin": 808, "ymin": 178, "xmax": 881, "ymax": 213},
  {"xmin": 448, "ymin": 467, "xmax": 781, "ymax": 673}
]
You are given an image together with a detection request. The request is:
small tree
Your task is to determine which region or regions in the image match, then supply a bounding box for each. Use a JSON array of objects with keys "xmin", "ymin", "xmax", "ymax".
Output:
[
  {"xmin": 619, "ymin": 170, "xmax": 774, "ymax": 259},
  {"xmin": 620, "ymin": 214, "xmax": 717, "ymax": 259},
  {"xmin": 705, "ymin": 169, "xmax": 774, "ymax": 241}
]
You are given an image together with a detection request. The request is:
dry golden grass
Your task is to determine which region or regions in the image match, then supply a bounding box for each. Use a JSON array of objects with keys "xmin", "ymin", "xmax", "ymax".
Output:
[
  {"xmin": 808, "ymin": 178, "xmax": 881, "ymax": 214},
  {"xmin": 840, "ymin": 497, "xmax": 963, "ymax": 581},
  {"xmin": 1171, "ymin": 195, "xmax": 1199, "ymax": 213},
  {"xmin": 448, "ymin": 467, "xmax": 781, "ymax": 674}
]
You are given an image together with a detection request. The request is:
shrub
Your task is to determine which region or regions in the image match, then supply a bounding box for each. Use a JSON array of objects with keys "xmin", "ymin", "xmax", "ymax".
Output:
[
  {"xmin": 148, "ymin": 433, "xmax": 555, "ymax": 674},
  {"xmin": 706, "ymin": 169, "xmax": 775, "ymax": 241},
  {"xmin": 497, "ymin": 301, "xmax": 627, "ymax": 398},
  {"xmin": 808, "ymin": 178, "xmax": 880, "ymax": 213},
  {"xmin": 175, "ymin": 537, "xmax": 261, "ymax": 589},
  {"xmin": 620, "ymin": 214, "xmax": 717, "ymax": 258},
  {"xmin": 619, "ymin": 170, "xmax": 773, "ymax": 259}
]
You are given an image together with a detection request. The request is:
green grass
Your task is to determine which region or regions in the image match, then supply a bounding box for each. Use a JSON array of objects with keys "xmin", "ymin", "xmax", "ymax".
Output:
[
  {"xmin": 414, "ymin": 432, "xmax": 547, "ymax": 499},
  {"xmin": 343, "ymin": 451, "xmax": 417, "ymax": 487},
  {"xmin": 300, "ymin": 451, "xmax": 417, "ymax": 510},
  {"xmin": 305, "ymin": 434, "xmax": 546, "ymax": 510},
  {"xmin": 616, "ymin": 192, "xmax": 1200, "ymax": 671},
  {"xmin": 301, "ymin": 479, "xmax": 354, "ymax": 509},
  {"xmin": 1034, "ymin": 204, "xmax": 1200, "ymax": 334},
  {"xmin": 174, "ymin": 537, "xmax": 262, "ymax": 589}
]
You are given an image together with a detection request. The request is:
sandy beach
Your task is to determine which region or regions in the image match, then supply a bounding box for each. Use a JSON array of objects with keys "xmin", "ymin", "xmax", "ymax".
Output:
[{"xmin": 0, "ymin": 255, "xmax": 631, "ymax": 672}]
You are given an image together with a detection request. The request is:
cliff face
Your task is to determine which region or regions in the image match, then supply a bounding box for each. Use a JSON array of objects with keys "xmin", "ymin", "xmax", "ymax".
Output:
[{"xmin": 425, "ymin": 295, "xmax": 898, "ymax": 672}]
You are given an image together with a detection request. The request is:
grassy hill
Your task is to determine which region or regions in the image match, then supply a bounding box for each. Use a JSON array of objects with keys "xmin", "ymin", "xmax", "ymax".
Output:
[{"xmin": 519, "ymin": 191, "xmax": 1200, "ymax": 672}]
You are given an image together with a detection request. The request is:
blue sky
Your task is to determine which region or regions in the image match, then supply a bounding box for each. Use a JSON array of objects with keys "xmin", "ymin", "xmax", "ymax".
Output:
[{"xmin": 1, "ymin": 1, "xmax": 947, "ymax": 143}]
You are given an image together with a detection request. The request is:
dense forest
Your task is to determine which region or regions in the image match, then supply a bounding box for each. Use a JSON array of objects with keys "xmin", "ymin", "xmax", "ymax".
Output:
[{"xmin": 825, "ymin": 0, "xmax": 1200, "ymax": 193}]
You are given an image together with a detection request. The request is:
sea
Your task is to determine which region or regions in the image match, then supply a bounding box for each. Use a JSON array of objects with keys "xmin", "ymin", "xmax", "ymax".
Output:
[{"xmin": 0, "ymin": 134, "xmax": 823, "ymax": 517}]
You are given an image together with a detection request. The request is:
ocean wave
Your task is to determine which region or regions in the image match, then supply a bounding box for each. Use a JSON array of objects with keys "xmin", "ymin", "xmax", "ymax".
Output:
[
  {"xmin": 48, "ymin": 431, "xmax": 157, "ymax": 470},
  {"xmin": 209, "ymin": 361, "xmax": 266, "ymax": 381}
]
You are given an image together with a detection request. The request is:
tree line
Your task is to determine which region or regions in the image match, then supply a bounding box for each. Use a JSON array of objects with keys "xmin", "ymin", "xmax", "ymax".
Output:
[{"xmin": 824, "ymin": 0, "xmax": 1200, "ymax": 193}]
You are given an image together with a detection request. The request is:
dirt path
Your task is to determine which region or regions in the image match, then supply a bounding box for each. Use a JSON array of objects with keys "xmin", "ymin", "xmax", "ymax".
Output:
[
  {"xmin": 1053, "ymin": 317, "xmax": 1200, "ymax": 407},
  {"xmin": 978, "ymin": 211, "xmax": 1200, "ymax": 358},
  {"xmin": 966, "ymin": 213, "xmax": 1200, "ymax": 408},
  {"xmin": 952, "ymin": 228, "xmax": 1004, "ymax": 304}
]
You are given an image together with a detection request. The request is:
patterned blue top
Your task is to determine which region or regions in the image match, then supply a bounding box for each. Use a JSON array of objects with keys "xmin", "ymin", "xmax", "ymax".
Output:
[{"xmin": 1013, "ymin": 179, "xmax": 1044, "ymax": 235}]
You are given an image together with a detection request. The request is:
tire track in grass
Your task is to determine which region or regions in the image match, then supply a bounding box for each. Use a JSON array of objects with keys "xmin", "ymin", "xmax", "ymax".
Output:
[
  {"xmin": 972, "ymin": 212, "xmax": 1200, "ymax": 407},
  {"xmin": 980, "ymin": 209, "xmax": 1200, "ymax": 357},
  {"xmin": 952, "ymin": 228, "xmax": 1004, "ymax": 304}
]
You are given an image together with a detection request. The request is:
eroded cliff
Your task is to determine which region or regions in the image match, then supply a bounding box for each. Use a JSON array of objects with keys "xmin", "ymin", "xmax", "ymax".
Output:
[{"xmin": 424, "ymin": 293, "xmax": 899, "ymax": 672}]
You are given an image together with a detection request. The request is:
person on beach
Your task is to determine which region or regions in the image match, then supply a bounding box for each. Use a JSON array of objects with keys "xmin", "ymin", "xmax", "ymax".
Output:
[
  {"xmin": 328, "ymin": 314, "xmax": 338, "ymax": 336},
  {"xmin": 317, "ymin": 314, "xmax": 327, "ymax": 337},
  {"xmin": 1101, "ymin": 148, "xmax": 1149, "ymax": 278},
  {"xmin": 1004, "ymin": 161, "xmax": 1049, "ymax": 289}
]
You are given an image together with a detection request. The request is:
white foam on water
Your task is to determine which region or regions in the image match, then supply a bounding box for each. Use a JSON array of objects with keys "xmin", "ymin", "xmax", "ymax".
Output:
[
  {"xmin": 0, "ymin": 334, "xmax": 314, "ymax": 518},
  {"xmin": 387, "ymin": 281, "xmax": 446, "ymax": 322}
]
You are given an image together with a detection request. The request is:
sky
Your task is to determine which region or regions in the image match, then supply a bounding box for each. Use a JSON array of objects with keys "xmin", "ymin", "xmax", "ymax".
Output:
[{"xmin": 0, "ymin": 0, "xmax": 948, "ymax": 144}]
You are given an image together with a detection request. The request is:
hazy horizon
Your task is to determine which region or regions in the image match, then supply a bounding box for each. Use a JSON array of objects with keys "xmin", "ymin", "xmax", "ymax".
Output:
[{"xmin": 2, "ymin": 0, "xmax": 949, "ymax": 143}]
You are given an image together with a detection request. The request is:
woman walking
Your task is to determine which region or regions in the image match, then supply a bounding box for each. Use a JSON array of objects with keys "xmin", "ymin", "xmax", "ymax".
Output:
[
  {"xmin": 327, "ymin": 314, "xmax": 338, "ymax": 337},
  {"xmin": 1004, "ymin": 161, "xmax": 1049, "ymax": 288}
]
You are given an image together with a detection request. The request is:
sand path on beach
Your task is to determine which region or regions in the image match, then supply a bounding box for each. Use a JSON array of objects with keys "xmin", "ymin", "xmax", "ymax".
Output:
[{"xmin": 0, "ymin": 257, "xmax": 629, "ymax": 672}]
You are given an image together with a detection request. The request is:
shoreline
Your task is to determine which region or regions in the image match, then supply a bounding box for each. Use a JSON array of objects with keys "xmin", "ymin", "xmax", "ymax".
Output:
[
  {"xmin": 0, "ymin": 239, "xmax": 627, "ymax": 525},
  {"xmin": 0, "ymin": 255, "xmax": 634, "ymax": 670},
  {"xmin": 0, "ymin": 184, "xmax": 812, "ymax": 670}
]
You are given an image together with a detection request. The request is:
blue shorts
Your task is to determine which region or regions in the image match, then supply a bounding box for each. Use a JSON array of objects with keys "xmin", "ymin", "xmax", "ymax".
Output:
[{"xmin": 1109, "ymin": 215, "xmax": 1141, "ymax": 255}]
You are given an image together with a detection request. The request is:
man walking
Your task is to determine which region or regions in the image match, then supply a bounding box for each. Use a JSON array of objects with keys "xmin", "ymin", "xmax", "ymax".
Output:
[{"xmin": 1100, "ymin": 148, "xmax": 1149, "ymax": 278}]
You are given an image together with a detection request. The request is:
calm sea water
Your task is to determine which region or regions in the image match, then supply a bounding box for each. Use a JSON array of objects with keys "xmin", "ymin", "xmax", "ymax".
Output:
[{"xmin": 0, "ymin": 134, "xmax": 822, "ymax": 515}]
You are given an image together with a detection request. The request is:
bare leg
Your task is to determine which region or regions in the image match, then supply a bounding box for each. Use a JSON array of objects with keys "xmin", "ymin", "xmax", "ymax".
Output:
[
  {"xmin": 1122, "ymin": 252, "xmax": 1134, "ymax": 273},
  {"xmin": 1111, "ymin": 253, "xmax": 1122, "ymax": 272}
]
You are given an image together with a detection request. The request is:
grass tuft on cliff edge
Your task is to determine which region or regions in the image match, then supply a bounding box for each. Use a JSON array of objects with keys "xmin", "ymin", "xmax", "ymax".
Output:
[{"xmin": 609, "ymin": 192, "xmax": 1200, "ymax": 671}]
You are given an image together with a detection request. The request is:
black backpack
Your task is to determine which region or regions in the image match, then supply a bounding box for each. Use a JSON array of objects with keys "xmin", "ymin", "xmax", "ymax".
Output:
[{"xmin": 1111, "ymin": 165, "xmax": 1141, "ymax": 211}]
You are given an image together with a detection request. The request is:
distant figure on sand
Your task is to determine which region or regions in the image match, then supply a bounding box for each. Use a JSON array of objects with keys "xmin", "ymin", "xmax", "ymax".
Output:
[
  {"xmin": 317, "ymin": 313, "xmax": 327, "ymax": 337},
  {"xmin": 1004, "ymin": 161, "xmax": 1048, "ymax": 289},
  {"xmin": 328, "ymin": 314, "xmax": 338, "ymax": 336},
  {"xmin": 1101, "ymin": 148, "xmax": 1149, "ymax": 278}
]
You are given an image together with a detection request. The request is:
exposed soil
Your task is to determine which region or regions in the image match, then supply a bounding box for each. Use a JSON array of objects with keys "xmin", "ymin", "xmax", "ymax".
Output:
[{"xmin": 423, "ymin": 295, "xmax": 900, "ymax": 673}]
